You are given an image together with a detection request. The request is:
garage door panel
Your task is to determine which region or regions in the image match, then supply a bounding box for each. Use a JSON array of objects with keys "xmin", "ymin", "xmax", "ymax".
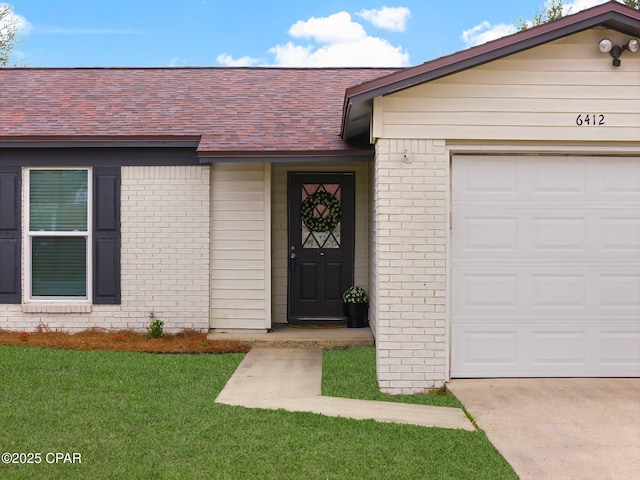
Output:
[
  {"xmin": 455, "ymin": 156, "xmax": 640, "ymax": 203},
  {"xmin": 598, "ymin": 332, "xmax": 640, "ymax": 365},
  {"xmin": 455, "ymin": 266, "xmax": 639, "ymax": 317},
  {"xmin": 599, "ymin": 274, "xmax": 640, "ymax": 309},
  {"xmin": 599, "ymin": 158, "xmax": 640, "ymax": 197},
  {"xmin": 532, "ymin": 274, "xmax": 586, "ymax": 310},
  {"xmin": 452, "ymin": 323, "xmax": 640, "ymax": 377},
  {"xmin": 600, "ymin": 217, "xmax": 640, "ymax": 252},
  {"xmin": 455, "ymin": 210, "xmax": 638, "ymax": 259},
  {"xmin": 453, "ymin": 157, "xmax": 519, "ymax": 201},
  {"xmin": 531, "ymin": 157, "xmax": 588, "ymax": 195},
  {"xmin": 452, "ymin": 155, "xmax": 640, "ymax": 378},
  {"xmin": 453, "ymin": 328, "xmax": 518, "ymax": 366},
  {"xmin": 529, "ymin": 331, "xmax": 586, "ymax": 366}
]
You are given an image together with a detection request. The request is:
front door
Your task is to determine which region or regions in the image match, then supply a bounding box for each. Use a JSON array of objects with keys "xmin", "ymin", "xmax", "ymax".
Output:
[{"xmin": 287, "ymin": 173, "xmax": 355, "ymax": 325}]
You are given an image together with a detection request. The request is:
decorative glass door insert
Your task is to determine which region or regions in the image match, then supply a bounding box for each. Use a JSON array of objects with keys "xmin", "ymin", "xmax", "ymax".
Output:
[{"xmin": 300, "ymin": 183, "xmax": 342, "ymax": 249}]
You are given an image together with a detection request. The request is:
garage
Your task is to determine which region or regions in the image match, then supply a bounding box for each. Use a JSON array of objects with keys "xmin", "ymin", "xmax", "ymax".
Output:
[{"xmin": 451, "ymin": 154, "xmax": 640, "ymax": 378}]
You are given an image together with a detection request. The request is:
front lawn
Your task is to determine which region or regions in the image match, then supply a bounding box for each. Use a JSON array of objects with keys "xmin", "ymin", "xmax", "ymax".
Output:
[
  {"xmin": 323, "ymin": 346, "xmax": 463, "ymax": 408},
  {"xmin": 0, "ymin": 346, "xmax": 515, "ymax": 479}
]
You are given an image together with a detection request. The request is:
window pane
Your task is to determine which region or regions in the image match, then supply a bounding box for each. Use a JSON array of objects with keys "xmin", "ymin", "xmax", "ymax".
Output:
[
  {"xmin": 32, "ymin": 237, "xmax": 87, "ymax": 297},
  {"xmin": 30, "ymin": 170, "xmax": 88, "ymax": 232}
]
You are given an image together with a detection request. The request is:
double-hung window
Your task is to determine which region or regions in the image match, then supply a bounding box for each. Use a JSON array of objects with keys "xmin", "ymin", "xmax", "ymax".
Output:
[{"xmin": 27, "ymin": 169, "xmax": 91, "ymax": 300}]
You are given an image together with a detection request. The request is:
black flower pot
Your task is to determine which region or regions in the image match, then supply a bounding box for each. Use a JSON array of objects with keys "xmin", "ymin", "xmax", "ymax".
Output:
[{"xmin": 343, "ymin": 303, "xmax": 369, "ymax": 328}]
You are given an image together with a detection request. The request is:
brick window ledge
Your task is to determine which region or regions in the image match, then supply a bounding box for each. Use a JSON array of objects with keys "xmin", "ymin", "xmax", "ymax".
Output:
[{"xmin": 22, "ymin": 303, "xmax": 92, "ymax": 314}]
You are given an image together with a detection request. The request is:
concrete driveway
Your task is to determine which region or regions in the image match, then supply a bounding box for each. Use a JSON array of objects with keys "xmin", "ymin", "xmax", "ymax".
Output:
[{"xmin": 447, "ymin": 379, "xmax": 640, "ymax": 480}]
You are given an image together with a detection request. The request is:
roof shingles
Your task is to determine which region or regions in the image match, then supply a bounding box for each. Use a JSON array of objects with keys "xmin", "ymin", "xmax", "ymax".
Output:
[{"xmin": 0, "ymin": 67, "xmax": 396, "ymax": 156}]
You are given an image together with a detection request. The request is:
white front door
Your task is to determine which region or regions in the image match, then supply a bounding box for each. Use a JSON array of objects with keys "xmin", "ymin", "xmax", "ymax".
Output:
[{"xmin": 451, "ymin": 155, "xmax": 640, "ymax": 377}]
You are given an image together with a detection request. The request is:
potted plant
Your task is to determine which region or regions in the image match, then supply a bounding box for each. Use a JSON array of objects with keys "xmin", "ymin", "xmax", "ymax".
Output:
[{"xmin": 342, "ymin": 286, "xmax": 369, "ymax": 328}]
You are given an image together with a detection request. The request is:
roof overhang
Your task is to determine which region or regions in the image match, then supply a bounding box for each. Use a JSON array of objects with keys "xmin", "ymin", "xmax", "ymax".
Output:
[
  {"xmin": 341, "ymin": 1, "xmax": 640, "ymax": 141},
  {"xmin": 0, "ymin": 136, "xmax": 375, "ymax": 163},
  {"xmin": 0, "ymin": 136, "xmax": 201, "ymax": 149},
  {"xmin": 197, "ymin": 150, "xmax": 374, "ymax": 163}
]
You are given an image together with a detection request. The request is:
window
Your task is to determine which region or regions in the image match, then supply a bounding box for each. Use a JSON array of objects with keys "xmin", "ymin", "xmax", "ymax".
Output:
[
  {"xmin": 27, "ymin": 169, "xmax": 91, "ymax": 300},
  {"xmin": 0, "ymin": 161, "xmax": 120, "ymax": 306}
]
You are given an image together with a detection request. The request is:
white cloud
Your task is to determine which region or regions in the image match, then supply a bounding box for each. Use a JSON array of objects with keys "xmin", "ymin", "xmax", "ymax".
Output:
[
  {"xmin": 168, "ymin": 57, "xmax": 188, "ymax": 67},
  {"xmin": 460, "ymin": 0, "xmax": 625, "ymax": 48},
  {"xmin": 216, "ymin": 10, "xmax": 410, "ymax": 67},
  {"xmin": 0, "ymin": 3, "xmax": 31, "ymax": 36},
  {"xmin": 461, "ymin": 21, "xmax": 516, "ymax": 48},
  {"xmin": 356, "ymin": 6, "xmax": 411, "ymax": 32},
  {"xmin": 560, "ymin": 0, "xmax": 608, "ymax": 14},
  {"xmin": 216, "ymin": 53, "xmax": 261, "ymax": 66},
  {"xmin": 270, "ymin": 36, "xmax": 409, "ymax": 67},
  {"xmin": 289, "ymin": 11, "xmax": 367, "ymax": 43}
]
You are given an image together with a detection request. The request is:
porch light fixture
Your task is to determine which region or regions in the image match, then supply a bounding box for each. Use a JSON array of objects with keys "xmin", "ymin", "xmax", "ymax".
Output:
[{"xmin": 598, "ymin": 38, "xmax": 640, "ymax": 67}]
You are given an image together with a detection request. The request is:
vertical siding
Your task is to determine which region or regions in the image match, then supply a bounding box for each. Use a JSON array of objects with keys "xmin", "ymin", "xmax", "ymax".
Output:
[
  {"xmin": 376, "ymin": 29, "xmax": 640, "ymax": 142},
  {"xmin": 271, "ymin": 162, "xmax": 369, "ymax": 324},
  {"xmin": 210, "ymin": 162, "xmax": 270, "ymax": 331}
]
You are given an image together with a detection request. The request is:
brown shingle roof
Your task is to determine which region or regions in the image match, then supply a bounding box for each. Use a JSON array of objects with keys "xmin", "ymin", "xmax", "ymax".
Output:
[{"xmin": 0, "ymin": 67, "xmax": 397, "ymax": 157}]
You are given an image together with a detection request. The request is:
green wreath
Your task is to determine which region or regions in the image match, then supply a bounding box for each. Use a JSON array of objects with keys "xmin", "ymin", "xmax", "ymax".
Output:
[{"xmin": 301, "ymin": 191, "xmax": 342, "ymax": 233}]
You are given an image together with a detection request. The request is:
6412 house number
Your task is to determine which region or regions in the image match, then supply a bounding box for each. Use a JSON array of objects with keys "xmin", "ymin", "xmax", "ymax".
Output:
[{"xmin": 576, "ymin": 114, "xmax": 605, "ymax": 126}]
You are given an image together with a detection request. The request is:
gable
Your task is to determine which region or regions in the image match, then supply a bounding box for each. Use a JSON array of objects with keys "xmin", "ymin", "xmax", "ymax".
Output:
[
  {"xmin": 373, "ymin": 28, "xmax": 640, "ymax": 142},
  {"xmin": 343, "ymin": 1, "xmax": 640, "ymax": 142}
]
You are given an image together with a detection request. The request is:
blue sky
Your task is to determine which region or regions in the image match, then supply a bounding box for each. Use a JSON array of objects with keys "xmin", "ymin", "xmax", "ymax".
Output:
[{"xmin": 3, "ymin": 0, "xmax": 621, "ymax": 67}]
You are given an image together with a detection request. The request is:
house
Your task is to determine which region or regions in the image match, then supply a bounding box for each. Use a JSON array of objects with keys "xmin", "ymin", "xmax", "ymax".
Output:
[{"xmin": 1, "ymin": 1, "xmax": 638, "ymax": 393}]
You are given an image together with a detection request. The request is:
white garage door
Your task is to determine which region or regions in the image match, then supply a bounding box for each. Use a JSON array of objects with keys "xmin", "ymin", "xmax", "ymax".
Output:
[{"xmin": 451, "ymin": 155, "xmax": 640, "ymax": 378}]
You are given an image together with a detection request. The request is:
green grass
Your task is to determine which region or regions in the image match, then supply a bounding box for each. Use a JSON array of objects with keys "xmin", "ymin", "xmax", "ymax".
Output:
[
  {"xmin": 323, "ymin": 346, "xmax": 463, "ymax": 408},
  {"xmin": 0, "ymin": 345, "xmax": 516, "ymax": 479}
]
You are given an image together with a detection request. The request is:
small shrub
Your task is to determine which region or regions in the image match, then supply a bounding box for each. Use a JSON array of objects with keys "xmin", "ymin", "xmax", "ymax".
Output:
[
  {"xmin": 147, "ymin": 318, "xmax": 164, "ymax": 339},
  {"xmin": 342, "ymin": 286, "xmax": 368, "ymax": 304}
]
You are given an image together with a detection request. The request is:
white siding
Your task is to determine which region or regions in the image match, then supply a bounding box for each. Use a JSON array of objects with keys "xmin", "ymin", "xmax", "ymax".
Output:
[
  {"xmin": 374, "ymin": 30, "xmax": 640, "ymax": 142},
  {"xmin": 210, "ymin": 162, "xmax": 270, "ymax": 331},
  {"xmin": 271, "ymin": 162, "xmax": 369, "ymax": 324}
]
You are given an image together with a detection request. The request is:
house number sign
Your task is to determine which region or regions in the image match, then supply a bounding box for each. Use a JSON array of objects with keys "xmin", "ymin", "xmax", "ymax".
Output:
[{"xmin": 575, "ymin": 114, "xmax": 606, "ymax": 126}]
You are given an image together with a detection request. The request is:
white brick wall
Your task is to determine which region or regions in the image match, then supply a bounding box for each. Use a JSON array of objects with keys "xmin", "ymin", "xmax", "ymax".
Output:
[
  {"xmin": 373, "ymin": 138, "xmax": 448, "ymax": 394},
  {"xmin": 1, "ymin": 165, "xmax": 210, "ymax": 333}
]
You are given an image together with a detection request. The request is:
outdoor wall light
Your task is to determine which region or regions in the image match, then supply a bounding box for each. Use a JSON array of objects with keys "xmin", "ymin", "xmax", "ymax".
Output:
[{"xmin": 598, "ymin": 38, "xmax": 640, "ymax": 67}]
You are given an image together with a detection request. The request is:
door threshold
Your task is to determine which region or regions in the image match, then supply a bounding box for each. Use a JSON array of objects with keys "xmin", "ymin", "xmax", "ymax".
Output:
[{"xmin": 288, "ymin": 317, "xmax": 347, "ymax": 328}]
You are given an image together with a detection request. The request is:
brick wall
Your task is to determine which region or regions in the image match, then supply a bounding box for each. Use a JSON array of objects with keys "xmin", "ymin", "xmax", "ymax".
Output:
[
  {"xmin": 372, "ymin": 139, "xmax": 448, "ymax": 394},
  {"xmin": 0, "ymin": 165, "xmax": 210, "ymax": 333}
]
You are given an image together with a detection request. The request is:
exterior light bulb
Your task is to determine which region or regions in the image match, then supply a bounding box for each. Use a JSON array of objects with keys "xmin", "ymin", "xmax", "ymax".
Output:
[
  {"xmin": 627, "ymin": 38, "xmax": 640, "ymax": 54},
  {"xmin": 598, "ymin": 38, "xmax": 613, "ymax": 53}
]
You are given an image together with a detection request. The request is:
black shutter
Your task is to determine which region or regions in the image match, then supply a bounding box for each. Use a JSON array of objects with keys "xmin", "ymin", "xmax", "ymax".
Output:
[
  {"xmin": 0, "ymin": 167, "xmax": 21, "ymax": 304},
  {"xmin": 93, "ymin": 167, "xmax": 121, "ymax": 304}
]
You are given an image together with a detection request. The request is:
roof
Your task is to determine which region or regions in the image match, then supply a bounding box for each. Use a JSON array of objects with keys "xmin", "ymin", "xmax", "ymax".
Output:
[
  {"xmin": 0, "ymin": 67, "xmax": 397, "ymax": 158},
  {"xmin": 341, "ymin": 1, "xmax": 640, "ymax": 140}
]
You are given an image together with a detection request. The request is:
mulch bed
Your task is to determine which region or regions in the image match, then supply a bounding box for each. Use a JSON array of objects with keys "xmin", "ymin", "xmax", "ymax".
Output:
[{"xmin": 0, "ymin": 327, "xmax": 250, "ymax": 354}]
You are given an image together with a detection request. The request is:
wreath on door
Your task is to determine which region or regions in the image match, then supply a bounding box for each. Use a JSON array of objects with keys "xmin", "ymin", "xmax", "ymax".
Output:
[{"xmin": 300, "ymin": 191, "xmax": 342, "ymax": 233}]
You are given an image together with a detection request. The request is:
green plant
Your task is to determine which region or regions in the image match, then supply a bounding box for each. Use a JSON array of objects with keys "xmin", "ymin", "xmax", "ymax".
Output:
[
  {"xmin": 147, "ymin": 318, "xmax": 164, "ymax": 339},
  {"xmin": 342, "ymin": 286, "xmax": 368, "ymax": 304}
]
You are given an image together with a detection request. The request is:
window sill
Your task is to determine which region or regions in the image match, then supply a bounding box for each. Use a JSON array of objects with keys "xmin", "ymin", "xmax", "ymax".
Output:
[{"xmin": 22, "ymin": 303, "xmax": 92, "ymax": 314}]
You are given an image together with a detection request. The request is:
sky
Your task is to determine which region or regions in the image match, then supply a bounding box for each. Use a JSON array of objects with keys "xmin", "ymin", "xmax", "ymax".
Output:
[{"xmin": 1, "ymin": 0, "xmax": 627, "ymax": 68}]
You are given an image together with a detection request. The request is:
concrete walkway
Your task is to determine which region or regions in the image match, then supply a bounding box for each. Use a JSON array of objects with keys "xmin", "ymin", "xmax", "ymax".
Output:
[{"xmin": 215, "ymin": 347, "xmax": 473, "ymax": 430}]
